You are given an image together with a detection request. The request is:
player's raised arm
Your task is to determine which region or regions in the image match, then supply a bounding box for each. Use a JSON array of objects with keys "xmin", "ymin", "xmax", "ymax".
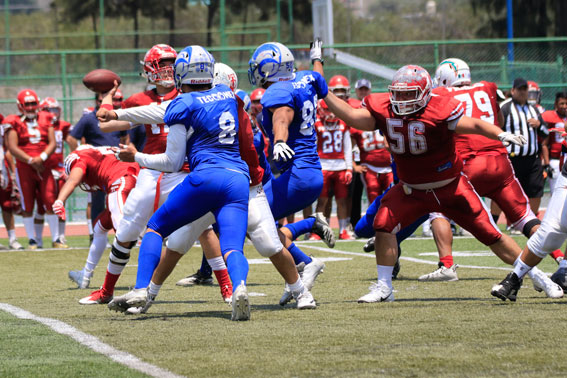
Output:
[
  {"xmin": 324, "ymin": 91, "xmax": 376, "ymax": 131},
  {"xmin": 310, "ymin": 38, "xmax": 324, "ymax": 76},
  {"xmin": 455, "ymin": 115, "xmax": 527, "ymax": 146}
]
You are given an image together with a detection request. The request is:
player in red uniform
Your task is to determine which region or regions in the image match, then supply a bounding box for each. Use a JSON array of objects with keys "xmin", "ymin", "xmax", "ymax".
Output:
[
  {"xmin": 324, "ymin": 64, "xmax": 537, "ymax": 303},
  {"xmin": 54, "ymin": 145, "xmax": 139, "ymax": 291},
  {"xmin": 0, "ymin": 115, "xmax": 24, "ymax": 250},
  {"xmin": 542, "ymin": 92, "xmax": 567, "ymax": 194},
  {"xmin": 40, "ymin": 97, "xmax": 71, "ymax": 248},
  {"xmin": 416, "ymin": 59, "xmax": 563, "ymax": 292},
  {"xmin": 4, "ymin": 89, "xmax": 60, "ymax": 249},
  {"xmin": 315, "ymin": 99, "xmax": 354, "ymax": 240}
]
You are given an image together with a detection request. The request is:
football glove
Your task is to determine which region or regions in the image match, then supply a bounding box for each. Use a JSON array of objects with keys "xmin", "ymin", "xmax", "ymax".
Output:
[
  {"xmin": 52, "ymin": 199, "xmax": 66, "ymax": 221},
  {"xmin": 543, "ymin": 164, "xmax": 554, "ymax": 179},
  {"xmin": 344, "ymin": 169, "xmax": 353, "ymax": 185},
  {"xmin": 310, "ymin": 38, "xmax": 323, "ymax": 64},
  {"xmin": 497, "ymin": 132, "xmax": 527, "ymax": 147},
  {"xmin": 273, "ymin": 140, "xmax": 295, "ymax": 162}
]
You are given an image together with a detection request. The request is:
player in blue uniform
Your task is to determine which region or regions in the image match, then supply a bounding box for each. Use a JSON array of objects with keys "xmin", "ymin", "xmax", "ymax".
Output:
[
  {"xmin": 248, "ymin": 42, "xmax": 336, "ymax": 303},
  {"xmin": 108, "ymin": 45, "xmax": 252, "ymax": 321}
]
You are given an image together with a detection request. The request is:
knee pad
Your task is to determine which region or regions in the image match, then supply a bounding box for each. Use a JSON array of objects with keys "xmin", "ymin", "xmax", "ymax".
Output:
[
  {"xmin": 250, "ymin": 227, "xmax": 284, "ymax": 258},
  {"xmin": 115, "ymin": 218, "xmax": 147, "ymax": 243},
  {"xmin": 522, "ymin": 218, "xmax": 541, "ymax": 238},
  {"xmin": 110, "ymin": 240, "xmax": 131, "ymax": 266}
]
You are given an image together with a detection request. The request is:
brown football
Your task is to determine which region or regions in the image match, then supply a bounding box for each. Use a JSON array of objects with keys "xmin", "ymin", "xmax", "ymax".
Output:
[{"xmin": 82, "ymin": 69, "xmax": 121, "ymax": 93}]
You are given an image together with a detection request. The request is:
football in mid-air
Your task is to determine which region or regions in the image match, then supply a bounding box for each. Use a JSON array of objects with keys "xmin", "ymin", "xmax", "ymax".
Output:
[{"xmin": 82, "ymin": 69, "xmax": 121, "ymax": 93}]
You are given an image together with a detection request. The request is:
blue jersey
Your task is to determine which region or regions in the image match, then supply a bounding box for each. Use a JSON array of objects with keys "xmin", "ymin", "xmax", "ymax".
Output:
[
  {"xmin": 164, "ymin": 84, "xmax": 249, "ymax": 177},
  {"xmin": 260, "ymin": 70, "xmax": 328, "ymax": 172}
]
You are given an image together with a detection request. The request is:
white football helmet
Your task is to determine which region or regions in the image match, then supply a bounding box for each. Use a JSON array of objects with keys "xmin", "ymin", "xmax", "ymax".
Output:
[
  {"xmin": 434, "ymin": 58, "xmax": 471, "ymax": 88},
  {"xmin": 173, "ymin": 45, "xmax": 215, "ymax": 90},
  {"xmin": 213, "ymin": 62, "xmax": 238, "ymax": 92},
  {"xmin": 248, "ymin": 42, "xmax": 295, "ymax": 87}
]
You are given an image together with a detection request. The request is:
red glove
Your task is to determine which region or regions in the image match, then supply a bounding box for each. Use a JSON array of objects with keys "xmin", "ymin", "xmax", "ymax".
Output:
[{"xmin": 52, "ymin": 199, "xmax": 66, "ymax": 221}]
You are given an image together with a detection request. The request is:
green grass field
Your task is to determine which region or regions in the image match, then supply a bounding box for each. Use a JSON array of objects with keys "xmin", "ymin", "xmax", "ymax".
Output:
[{"xmin": 1, "ymin": 234, "xmax": 566, "ymax": 377}]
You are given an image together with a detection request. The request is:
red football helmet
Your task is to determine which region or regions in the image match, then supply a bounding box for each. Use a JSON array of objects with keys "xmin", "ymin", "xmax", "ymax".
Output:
[
  {"xmin": 40, "ymin": 97, "xmax": 61, "ymax": 121},
  {"xmin": 250, "ymin": 88, "xmax": 265, "ymax": 117},
  {"xmin": 141, "ymin": 44, "xmax": 177, "ymax": 88},
  {"xmin": 317, "ymin": 99, "xmax": 338, "ymax": 123},
  {"xmin": 329, "ymin": 75, "xmax": 350, "ymax": 99},
  {"xmin": 17, "ymin": 89, "xmax": 40, "ymax": 119},
  {"xmin": 388, "ymin": 65, "xmax": 432, "ymax": 115},
  {"xmin": 527, "ymin": 80, "xmax": 541, "ymax": 106}
]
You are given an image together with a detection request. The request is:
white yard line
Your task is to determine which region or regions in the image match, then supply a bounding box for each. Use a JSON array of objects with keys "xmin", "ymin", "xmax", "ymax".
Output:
[
  {"xmin": 297, "ymin": 244, "xmax": 513, "ymax": 272},
  {"xmin": 0, "ymin": 303, "xmax": 185, "ymax": 378}
]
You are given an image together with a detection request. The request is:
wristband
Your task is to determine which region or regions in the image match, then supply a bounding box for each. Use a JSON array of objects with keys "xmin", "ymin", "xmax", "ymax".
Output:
[
  {"xmin": 100, "ymin": 104, "xmax": 113, "ymax": 111},
  {"xmin": 312, "ymin": 58, "xmax": 324, "ymax": 65},
  {"xmin": 27, "ymin": 157, "xmax": 33, "ymax": 165},
  {"xmin": 275, "ymin": 139, "xmax": 285, "ymax": 144},
  {"xmin": 40, "ymin": 152, "xmax": 48, "ymax": 161}
]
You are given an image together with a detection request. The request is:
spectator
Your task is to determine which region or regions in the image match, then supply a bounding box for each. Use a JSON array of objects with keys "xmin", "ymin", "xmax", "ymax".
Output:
[{"xmin": 499, "ymin": 78, "xmax": 548, "ymax": 215}]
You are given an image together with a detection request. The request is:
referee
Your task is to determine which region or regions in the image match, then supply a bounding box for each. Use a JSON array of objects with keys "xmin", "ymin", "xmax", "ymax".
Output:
[{"xmin": 498, "ymin": 77, "xmax": 548, "ymax": 215}]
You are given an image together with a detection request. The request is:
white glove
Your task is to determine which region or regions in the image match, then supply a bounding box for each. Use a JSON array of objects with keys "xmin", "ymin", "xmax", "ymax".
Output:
[
  {"xmin": 498, "ymin": 132, "xmax": 527, "ymax": 147},
  {"xmin": 52, "ymin": 199, "xmax": 66, "ymax": 221},
  {"xmin": 273, "ymin": 140, "xmax": 295, "ymax": 162},
  {"xmin": 310, "ymin": 38, "xmax": 323, "ymax": 64}
]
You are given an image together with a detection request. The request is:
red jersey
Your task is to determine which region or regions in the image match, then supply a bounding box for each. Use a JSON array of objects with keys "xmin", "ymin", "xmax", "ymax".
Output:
[
  {"xmin": 3, "ymin": 111, "xmax": 54, "ymax": 156},
  {"xmin": 542, "ymin": 110, "xmax": 566, "ymax": 159},
  {"xmin": 433, "ymin": 81, "xmax": 505, "ymax": 159},
  {"xmin": 348, "ymin": 98, "xmax": 361, "ymax": 108},
  {"xmin": 237, "ymin": 97, "xmax": 263, "ymax": 187},
  {"xmin": 67, "ymin": 146, "xmax": 139, "ymax": 193},
  {"xmin": 350, "ymin": 128, "xmax": 391, "ymax": 167},
  {"xmin": 315, "ymin": 119, "xmax": 349, "ymax": 160},
  {"xmin": 122, "ymin": 88, "xmax": 179, "ymax": 155},
  {"xmin": 364, "ymin": 93, "xmax": 464, "ymax": 186},
  {"xmin": 47, "ymin": 119, "xmax": 71, "ymax": 168}
]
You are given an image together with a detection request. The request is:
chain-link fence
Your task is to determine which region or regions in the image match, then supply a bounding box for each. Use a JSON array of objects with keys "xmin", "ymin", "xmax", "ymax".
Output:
[{"xmin": 0, "ymin": 37, "xmax": 565, "ymax": 222}]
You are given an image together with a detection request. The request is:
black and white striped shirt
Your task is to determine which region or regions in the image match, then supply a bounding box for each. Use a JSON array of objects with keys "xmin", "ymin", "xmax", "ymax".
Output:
[{"xmin": 500, "ymin": 98, "xmax": 547, "ymax": 157}]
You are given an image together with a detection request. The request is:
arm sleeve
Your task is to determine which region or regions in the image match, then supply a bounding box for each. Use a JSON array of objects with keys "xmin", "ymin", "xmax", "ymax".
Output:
[
  {"xmin": 134, "ymin": 124, "xmax": 186, "ymax": 172},
  {"xmin": 343, "ymin": 129, "xmax": 353, "ymax": 170},
  {"xmin": 313, "ymin": 71, "xmax": 329, "ymax": 98},
  {"xmin": 114, "ymin": 102, "xmax": 169, "ymax": 125}
]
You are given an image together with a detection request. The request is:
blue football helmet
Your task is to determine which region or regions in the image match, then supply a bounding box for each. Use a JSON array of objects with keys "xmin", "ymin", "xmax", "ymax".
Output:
[
  {"xmin": 235, "ymin": 89, "xmax": 251, "ymax": 113},
  {"xmin": 174, "ymin": 45, "xmax": 215, "ymax": 90},
  {"xmin": 248, "ymin": 42, "xmax": 295, "ymax": 87}
]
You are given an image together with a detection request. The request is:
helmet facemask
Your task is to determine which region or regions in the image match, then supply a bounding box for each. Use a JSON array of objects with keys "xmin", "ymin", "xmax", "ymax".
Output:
[{"xmin": 389, "ymin": 86, "xmax": 429, "ymax": 115}]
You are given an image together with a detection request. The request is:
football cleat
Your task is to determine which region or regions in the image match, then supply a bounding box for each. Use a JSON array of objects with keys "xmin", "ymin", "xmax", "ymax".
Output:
[
  {"xmin": 9, "ymin": 240, "xmax": 24, "ymax": 250},
  {"xmin": 550, "ymin": 267, "xmax": 567, "ymax": 292},
  {"xmin": 107, "ymin": 288, "xmax": 147, "ymax": 313},
  {"xmin": 53, "ymin": 238, "xmax": 70, "ymax": 249},
  {"xmin": 28, "ymin": 239, "xmax": 39, "ymax": 250},
  {"xmin": 125, "ymin": 292, "xmax": 156, "ymax": 315},
  {"xmin": 308, "ymin": 233, "xmax": 321, "ymax": 241},
  {"xmin": 79, "ymin": 288, "xmax": 113, "ymax": 305},
  {"xmin": 231, "ymin": 281, "xmax": 250, "ymax": 321},
  {"xmin": 302, "ymin": 257, "xmax": 325, "ymax": 290},
  {"xmin": 339, "ymin": 229, "xmax": 355, "ymax": 240},
  {"xmin": 358, "ymin": 281, "xmax": 394, "ymax": 303},
  {"xmin": 418, "ymin": 263, "xmax": 459, "ymax": 282},
  {"xmin": 491, "ymin": 272, "xmax": 522, "ymax": 302},
  {"xmin": 279, "ymin": 284, "xmax": 293, "ymax": 306},
  {"xmin": 295, "ymin": 290, "xmax": 316, "ymax": 310},
  {"xmin": 310, "ymin": 212, "xmax": 336, "ymax": 248},
  {"xmin": 68, "ymin": 269, "xmax": 91, "ymax": 289},
  {"xmin": 175, "ymin": 270, "xmax": 214, "ymax": 286},
  {"xmin": 531, "ymin": 269, "xmax": 564, "ymax": 299},
  {"xmin": 363, "ymin": 237, "xmax": 375, "ymax": 252}
]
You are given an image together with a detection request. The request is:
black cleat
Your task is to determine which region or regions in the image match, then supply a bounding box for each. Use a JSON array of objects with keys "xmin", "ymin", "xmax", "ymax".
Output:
[
  {"xmin": 363, "ymin": 237, "xmax": 375, "ymax": 253},
  {"xmin": 491, "ymin": 272, "xmax": 522, "ymax": 302},
  {"xmin": 310, "ymin": 212, "xmax": 336, "ymax": 248}
]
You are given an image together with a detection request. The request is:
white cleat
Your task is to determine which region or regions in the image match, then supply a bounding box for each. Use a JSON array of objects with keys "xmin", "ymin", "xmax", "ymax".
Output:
[
  {"xmin": 531, "ymin": 269, "xmax": 564, "ymax": 299},
  {"xmin": 302, "ymin": 257, "xmax": 325, "ymax": 290},
  {"xmin": 358, "ymin": 281, "xmax": 394, "ymax": 303},
  {"xmin": 231, "ymin": 281, "xmax": 250, "ymax": 321},
  {"xmin": 9, "ymin": 240, "xmax": 24, "ymax": 250},
  {"xmin": 418, "ymin": 263, "xmax": 459, "ymax": 282},
  {"xmin": 68, "ymin": 269, "xmax": 91, "ymax": 289},
  {"xmin": 295, "ymin": 290, "xmax": 316, "ymax": 309},
  {"xmin": 107, "ymin": 288, "xmax": 148, "ymax": 313},
  {"xmin": 279, "ymin": 284, "xmax": 293, "ymax": 306},
  {"xmin": 125, "ymin": 293, "xmax": 155, "ymax": 315}
]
